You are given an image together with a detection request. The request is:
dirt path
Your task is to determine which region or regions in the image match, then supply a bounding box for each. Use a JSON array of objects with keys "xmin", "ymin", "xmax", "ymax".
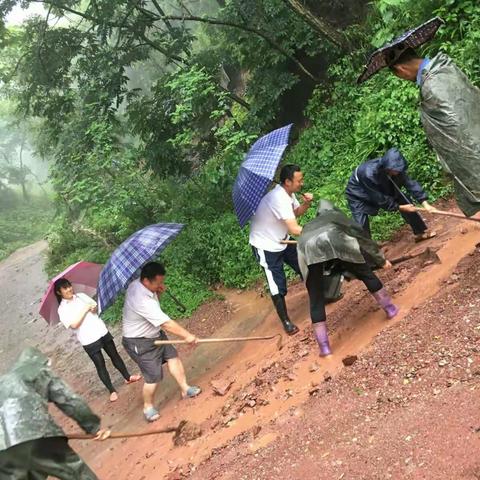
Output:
[
  {"xmin": 187, "ymin": 230, "xmax": 480, "ymax": 480},
  {"xmin": 75, "ymin": 202, "xmax": 480, "ymax": 479},
  {"xmin": 2, "ymin": 201, "xmax": 479, "ymax": 480},
  {"xmin": 0, "ymin": 240, "xmax": 141, "ymax": 398},
  {"xmin": 0, "ymin": 240, "xmax": 66, "ymax": 370}
]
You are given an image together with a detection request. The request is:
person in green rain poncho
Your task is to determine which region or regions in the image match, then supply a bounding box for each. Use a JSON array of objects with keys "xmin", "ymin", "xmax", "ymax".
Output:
[
  {"xmin": 0, "ymin": 347, "xmax": 110, "ymax": 480},
  {"xmin": 297, "ymin": 200, "xmax": 398, "ymax": 357},
  {"xmin": 358, "ymin": 17, "xmax": 480, "ymax": 218},
  {"xmin": 389, "ymin": 48, "xmax": 480, "ymax": 217}
]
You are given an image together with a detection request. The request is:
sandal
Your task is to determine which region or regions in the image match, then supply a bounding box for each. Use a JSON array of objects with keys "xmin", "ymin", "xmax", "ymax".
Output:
[
  {"xmin": 143, "ymin": 406, "xmax": 160, "ymax": 423},
  {"xmin": 182, "ymin": 386, "xmax": 202, "ymax": 399},
  {"xmin": 125, "ymin": 374, "xmax": 142, "ymax": 384},
  {"xmin": 109, "ymin": 392, "xmax": 118, "ymax": 402},
  {"xmin": 414, "ymin": 231, "xmax": 436, "ymax": 243}
]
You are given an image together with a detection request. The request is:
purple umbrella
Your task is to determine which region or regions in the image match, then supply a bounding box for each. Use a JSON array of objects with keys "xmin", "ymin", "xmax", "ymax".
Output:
[
  {"xmin": 232, "ymin": 124, "xmax": 293, "ymax": 227},
  {"xmin": 97, "ymin": 223, "xmax": 184, "ymax": 313}
]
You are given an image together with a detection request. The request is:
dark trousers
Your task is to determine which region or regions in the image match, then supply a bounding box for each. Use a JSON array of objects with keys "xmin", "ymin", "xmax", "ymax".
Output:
[
  {"xmin": 348, "ymin": 196, "xmax": 427, "ymax": 238},
  {"xmin": 0, "ymin": 437, "xmax": 98, "ymax": 480},
  {"xmin": 252, "ymin": 243, "xmax": 301, "ymax": 297},
  {"xmin": 306, "ymin": 261, "xmax": 383, "ymax": 323},
  {"xmin": 84, "ymin": 332, "xmax": 131, "ymax": 393}
]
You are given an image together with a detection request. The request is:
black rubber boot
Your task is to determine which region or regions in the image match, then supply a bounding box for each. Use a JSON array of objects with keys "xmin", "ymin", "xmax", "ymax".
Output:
[{"xmin": 271, "ymin": 294, "xmax": 299, "ymax": 336}]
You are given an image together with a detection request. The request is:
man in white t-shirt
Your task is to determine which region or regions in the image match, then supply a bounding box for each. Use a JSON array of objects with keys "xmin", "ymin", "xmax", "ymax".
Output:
[
  {"xmin": 122, "ymin": 262, "xmax": 201, "ymax": 423},
  {"xmin": 249, "ymin": 164, "xmax": 313, "ymax": 335}
]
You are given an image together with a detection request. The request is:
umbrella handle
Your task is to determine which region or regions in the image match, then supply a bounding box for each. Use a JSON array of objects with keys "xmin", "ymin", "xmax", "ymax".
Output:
[{"xmin": 165, "ymin": 290, "xmax": 187, "ymax": 313}]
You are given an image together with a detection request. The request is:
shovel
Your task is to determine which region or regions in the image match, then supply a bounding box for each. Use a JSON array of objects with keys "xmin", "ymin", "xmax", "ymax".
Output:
[
  {"xmin": 389, "ymin": 247, "xmax": 441, "ymax": 265},
  {"xmin": 67, "ymin": 420, "xmax": 201, "ymax": 446},
  {"xmin": 154, "ymin": 334, "xmax": 283, "ymax": 350}
]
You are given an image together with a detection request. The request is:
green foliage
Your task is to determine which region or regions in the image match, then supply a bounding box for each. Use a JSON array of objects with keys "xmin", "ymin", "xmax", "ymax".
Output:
[
  {"xmin": 128, "ymin": 64, "xmax": 232, "ymax": 176},
  {"xmin": 287, "ymin": 0, "xmax": 480, "ymax": 239},
  {"xmin": 1, "ymin": 0, "xmax": 479, "ymax": 320},
  {"xmin": 0, "ymin": 194, "xmax": 53, "ymax": 260}
]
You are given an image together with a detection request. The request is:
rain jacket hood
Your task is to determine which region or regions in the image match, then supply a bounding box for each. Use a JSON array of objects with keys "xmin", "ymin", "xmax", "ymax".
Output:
[
  {"xmin": 13, "ymin": 346, "xmax": 50, "ymax": 372},
  {"xmin": 0, "ymin": 347, "xmax": 100, "ymax": 451},
  {"xmin": 379, "ymin": 148, "xmax": 407, "ymax": 172},
  {"xmin": 345, "ymin": 148, "xmax": 427, "ymax": 216},
  {"xmin": 298, "ymin": 200, "xmax": 385, "ymax": 280},
  {"xmin": 420, "ymin": 53, "xmax": 480, "ymax": 216}
]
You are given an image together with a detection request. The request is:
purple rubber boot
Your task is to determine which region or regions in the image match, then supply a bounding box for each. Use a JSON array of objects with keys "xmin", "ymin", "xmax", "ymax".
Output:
[
  {"xmin": 313, "ymin": 322, "xmax": 332, "ymax": 357},
  {"xmin": 372, "ymin": 288, "xmax": 399, "ymax": 319}
]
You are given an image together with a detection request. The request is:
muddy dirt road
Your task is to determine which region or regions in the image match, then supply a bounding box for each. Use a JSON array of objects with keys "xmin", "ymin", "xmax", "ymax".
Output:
[{"xmin": 2, "ymin": 200, "xmax": 480, "ymax": 480}]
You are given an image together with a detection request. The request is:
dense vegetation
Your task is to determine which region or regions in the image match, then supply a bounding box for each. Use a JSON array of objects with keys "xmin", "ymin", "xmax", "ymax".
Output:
[
  {"xmin": 0, "ymin": 191, "xmax": 52, "ymax": 260},
  {"xmin": 0, "ymin": 0, "xmax": 478, "ymax": 321}
]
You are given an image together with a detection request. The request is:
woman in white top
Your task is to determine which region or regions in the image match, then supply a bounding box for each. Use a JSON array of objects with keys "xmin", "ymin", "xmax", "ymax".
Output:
[{"xmin": 55, "ymin": 277, "xmax": 141, "ymax": 402}]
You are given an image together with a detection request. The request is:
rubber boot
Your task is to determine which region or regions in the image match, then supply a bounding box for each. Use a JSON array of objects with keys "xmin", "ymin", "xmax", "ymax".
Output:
[
  {"xmin": 271, "ymin": 294, "xmax": 299, "ymax": 335},
  {"xmin": 372, "ymin": 288, "xmax": 399, "ymax": 319},
  {"xmin": 312, "ymin": 322, "xmax": 332, "ymax": 356}
]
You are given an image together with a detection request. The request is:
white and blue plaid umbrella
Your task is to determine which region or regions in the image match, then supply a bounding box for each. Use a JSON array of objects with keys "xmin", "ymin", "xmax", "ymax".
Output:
[
  {"xmin": 97, "ymin": 223, "xmax": 184, "ymax": 312},
  {"xmin": 233, "ymin": 124, "xmax": 293, "ymax": 227}
]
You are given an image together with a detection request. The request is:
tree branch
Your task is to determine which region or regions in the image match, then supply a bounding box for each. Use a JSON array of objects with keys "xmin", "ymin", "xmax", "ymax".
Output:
[
  {"xmin": 281, "ymin": 0, "xmax": 348, "ymax": 50},
  {"xmin": 142, "ymin": 12, "xmax": 319, "ymax": 81},
  {"xmin": 28, "ymin": 1, "xmax": 252, "ymax": 107},
  {"xmin": 221, "ymin": 87, "xmax": 250, "ymax": 109},
  {"xmin": 133, "ymin": 3, "xmax": 191, "ymax": 57}
]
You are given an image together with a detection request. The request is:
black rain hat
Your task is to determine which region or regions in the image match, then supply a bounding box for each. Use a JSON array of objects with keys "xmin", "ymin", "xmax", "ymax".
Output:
[{"xmin": 357, "ymin": 17, "xmax": 444, "ymax": 84}]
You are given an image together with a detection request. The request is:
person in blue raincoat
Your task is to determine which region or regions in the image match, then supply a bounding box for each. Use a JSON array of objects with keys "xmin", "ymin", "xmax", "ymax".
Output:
[{"xmin": 345, "ymin": 148, "xmax": 437, "ymax": 241}]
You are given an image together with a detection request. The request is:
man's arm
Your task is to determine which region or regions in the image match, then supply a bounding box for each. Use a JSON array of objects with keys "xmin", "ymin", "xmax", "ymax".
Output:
[
  {"xmin": 161, "ymin": 320, "xmax": 197, "ymax": 344},
  {"xmin": 135, "ymin": 293, "xmax": 198, "ymax": 344},
  {"xmin": 401, "ymin": 173, "xmax": 429, "ymax": 204},
  {"xmin": 284, "ymin": 218, "xmax": 303, "ymax": 236},
  {"xmin": 48, "ymin": 375, "xmax": 101, "ymax": 434},
  {"xmin": 294, "ymin": 193, "xmax": 313, "ymax": 217},
  {"xmin": 399, "ymin": 199, "xmax": 437, "ymax": 213},
  {"xmin": 362, "ymin": 176, "xmax": 398, "ymax": 211}
]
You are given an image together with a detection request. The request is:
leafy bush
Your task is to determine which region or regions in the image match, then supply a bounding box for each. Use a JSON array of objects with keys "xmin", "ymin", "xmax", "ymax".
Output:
[{"xmin": 0, "ymin": 195, "xmax": 53, "ymax": 261}]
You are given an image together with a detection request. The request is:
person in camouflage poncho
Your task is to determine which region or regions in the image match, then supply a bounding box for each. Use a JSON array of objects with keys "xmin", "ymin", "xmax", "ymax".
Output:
[
  {"xmin": 298, "ymin": 200, "xmax": 398, "ymax": 356},
  {"xmin": 390, "ymin": 49, "xmax": 480, "ymax": 217},
  {"xmin": 0, "ymin": 347, "xmax": 109, "ymax": 479}
]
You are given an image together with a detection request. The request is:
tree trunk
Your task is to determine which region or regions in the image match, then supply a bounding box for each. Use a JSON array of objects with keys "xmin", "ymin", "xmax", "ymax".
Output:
[
  {"xmin": 21, "ymin": 181, "xmax": 28, "ymax": 201},
  {"xmin": 282, "ymin": 0, "xmax": 348, "ymax": 50},
  {"xmin": 18, "ymin": 141, "xmax": 28, "ymax": 201}
]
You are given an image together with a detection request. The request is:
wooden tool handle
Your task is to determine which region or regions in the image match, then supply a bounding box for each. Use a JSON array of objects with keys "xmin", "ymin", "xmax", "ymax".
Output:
[
  {"xmin": 390, "ymin": 254, "xmax": 414, "ymax": 265},
  {"xmin": 415, "ymin": 207, "xmax": 480, "ymax": 223},
  {"xmin": 68, "ymin": 427, "xmax": 177, "ymax": 440},
  {"xmin": 280, "ymin": 239, "xmax": 298, "ymax": 245},
  {"xmin": 154, "ymin": 335, "xmax": 277, "ymax": 346}
]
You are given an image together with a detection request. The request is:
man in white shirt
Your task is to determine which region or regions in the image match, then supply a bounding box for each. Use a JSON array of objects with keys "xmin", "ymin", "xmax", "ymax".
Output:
[
  {"xmin": 249, "ymin": 164, "xmax": 313, "ymax": 335},
  {"xmin": 122, "ymin": 262, "xmax": 201, "ymax": 422}
]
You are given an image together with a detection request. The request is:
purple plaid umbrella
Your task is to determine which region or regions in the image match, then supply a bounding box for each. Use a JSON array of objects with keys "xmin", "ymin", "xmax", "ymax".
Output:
[
  {"xmin": 357, "ymin": 17, "xmax": 444, "ymax": 84},
  {"xmin": 97, "ymin": 223, "xmax": 184, "ymax": 313},
  {"xmin": 233, "ymin": 124, "xmax": 293, "ymax": 227}
]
